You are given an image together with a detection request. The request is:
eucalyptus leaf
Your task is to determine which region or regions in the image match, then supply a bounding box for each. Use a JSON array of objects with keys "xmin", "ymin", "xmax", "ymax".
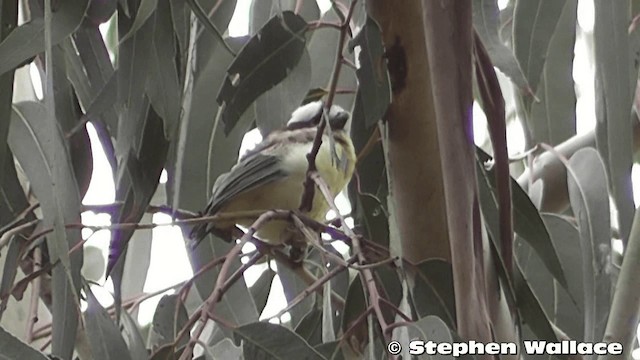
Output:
[
  {"xmin": 566, "ymin": 148, "xmax": 612, "ymax": 344},
  {"xmin": 0, "ymin": 325, "xmax": 48, "ymax": 360},
  {"xmin": 473, "ymin": 0, "xmax": 531, "ymax": 92},
  {"xmin": 0, "ymin": 0, "xmax": 90, "ymax": 77},
  {"xmin": 513, "ymin": 0, "xmax": 567, "ymax": 94},
  {"xmin": 84, "ymin": 286, "xmax": 133, "ymax": 360},
  {"xmin": 150, "ymin": 294, "xmax": 189, "ymax": 348},
  {"xmin": 593, "ymin": 0, "xmax": 635, "ymax": 246},
  {"xmin": 350, "ymin": 16, "xmax": 391, "ymax": 128},
  {"xmin": 233, "ymin": 322, "xmax": 325, "ymax": 359},
  {"xmin": 9, "ymin": 101, "xmax": 83, "ymax": 359},
  {"xmin": 217, "ymin": 11, "xmax": 308, "ymax": 134}
]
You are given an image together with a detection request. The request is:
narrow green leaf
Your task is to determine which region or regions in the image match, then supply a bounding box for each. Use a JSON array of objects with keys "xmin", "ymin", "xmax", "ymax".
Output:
[
  {"xmin": 476, "ymin": 149, "xmax": 567, "ymax": 288},
  {"xmin": 348, "ymin": 95, "xmax": 389, "ymax": 248},
  {"xmin": 473, "ymin": 0, "xmax": 531, "ymax": 92},
  {"xmin": 410, "ymin": 259, "xmax": 456, "ymax": 328},
  {"xmin": 0, "ymin": 0, "xmax": 90, "ymax": 77},
  {"xmin": 566, "ymin": 148, "xmax": 612, "ymax": 343},
  {"xmin": 84, "ymin": 286, "xmax": 132, "ymax": 360},
  {"xmin": 350, "ymin": 16, "xmax": 391, "ymax": 128},
  {"xmin": 120, "ymin": 311, "xmax": 149, "ymax": 360},
  {"xmin": 146, "ymin": 0, "xmax": 181, "ymax": 139},
  {"xmin": 119, "ymin": 0, "xmax": 158, "ymax": 44},
  {"xmin": 217, "ymin": 11, "xmax": 308, "ymax": 134},
  {"xmin": 9, "ymin": 101, "xmax": 83, "ymax": 359},
  {"xmin": 513, "ymin": 262, "xmax": 561, "ymax": 347},
  {"xmin": 0, "ymin": 0, "xmax": 18, "ymax": 174},
  {"xmin": 151, "ymin": 294, "xmax": 189, "ymax": 348},
  {"xmin": 295, "ymin": 308, "xmax": 323, "ymax": 345},
  {"xmin": 529, "ymin": 0, "xmax": 577, "ymax": 145},
  {"xmin": 278, "ymin": 265, "xmax": 316, "ymax": 328},
  {"xmin": 542, "ymin": 214, "xmax": 584, "ymax": 341},
  {"xmin": 594, "ymin": 0, "xmax": 635, "ymax": 246},
  {"xmin": 513, "ymin": 0, "xmax": 567, "ymax": 94},
  {"xmin": 0, "ymin": 326, "xmax": 48, "ymax": 360},
  {"xmin": 249, "ymin": 268, "xmax": 276, "ymax": 316}
]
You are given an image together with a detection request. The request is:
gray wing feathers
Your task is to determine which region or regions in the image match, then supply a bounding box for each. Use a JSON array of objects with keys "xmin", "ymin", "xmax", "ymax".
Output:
[
  {"xmin": 190, "ymin": 154, "xmax": 286, "ymax": 244},
  {"xmin": 206, "ymin": 154, "xmax": 287, "ymax": 214}
]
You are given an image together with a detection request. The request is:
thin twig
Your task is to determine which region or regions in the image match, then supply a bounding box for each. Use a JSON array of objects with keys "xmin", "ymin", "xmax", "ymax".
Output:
[
  {"xmin": 179, "ymin": 210, "xmax": 282, "ymax": 360},
  {"xmin": 299, "ymin": 0, "xmax": 358, "ymax": 213},
  {"xmin": 0, "ymin": 202, "xmax": 39, "ymax": 235},
  {"xmin": 311, "ymin": 171, "xmax": 390, "ymax": 340},
  {"xmin": 0, "ymin": 219, "xmax": 39, "ymax": 250},
  {"xmin": 269, "ymin": 255, "xmax": 357, "ymax": 321}
]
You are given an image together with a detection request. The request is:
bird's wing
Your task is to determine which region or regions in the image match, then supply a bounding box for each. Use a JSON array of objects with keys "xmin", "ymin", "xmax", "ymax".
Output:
[
  {"xmin": 206, "ymin": 153, "xmax": 288, "ymax": 214},
  {"xmin": 190, "ymin": 153, "xmax": 287, "ymax": 244}
]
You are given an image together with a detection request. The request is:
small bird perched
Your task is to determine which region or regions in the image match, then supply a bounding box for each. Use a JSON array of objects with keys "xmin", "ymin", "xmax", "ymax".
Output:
[{"xmin": 190, "ymin": 100, "xmax": 356, "ymax": 248}]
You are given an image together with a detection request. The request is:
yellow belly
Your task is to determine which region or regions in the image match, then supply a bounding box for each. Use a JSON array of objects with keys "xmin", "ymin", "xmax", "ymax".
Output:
[{"xmin": 219, "ymin": 137, "xmax": 355, "ymax": 244}]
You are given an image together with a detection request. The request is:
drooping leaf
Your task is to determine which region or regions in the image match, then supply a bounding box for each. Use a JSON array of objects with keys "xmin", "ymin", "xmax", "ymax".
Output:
[
  {"xmin": 0, "ymin": 0, "xmax": 18, "ymax": 174},
  {"xmin": 66, "ymin": 27, "xmax": 118, "ymax": 171},
  {"xmin": 542, "ymin": 214, "xmax": 584, "ymax": 341},
  {"xmin": 512, "ymin": 0, "xmax": 567, "ymax": 94},
  {"xmin": 409, "ymin": 259, "xmax": 456, "ymax": 328},
  {"xmin": 84, "ymin": 286, "xmax": 133, "ymax": 360},
  {"xmin": 350, "ymin": 16, "xmax": 391, "ymax": 128},
  {"xmin": 476, "ymin": 148, "xmax": 567, "ymax": 288},
  {"xmin": 120, "ymin": 311, "xmax": 149, "ymax": 360},
  {"xmin": 233, "ymin": 322, "xmax": 325, "ymax": 360},
  {"xmin": 0, "ymin": 0, "xmax": 90, "ymax": 77},
  {"xmin": 9, "ymin": 101, "xmax": 83, "ymax": 359},
  {"xmin": 278, "ymin": 265, "xmax": 316, "ymax": 329},
  {"xmin": 186, "ymin": 0, "xmax": 237, "ymax": 59},
  {"xmin": 108, "ymin": 1, "xmax": 170, "ymax": 312},
  {"xmin": 0, "ymin": 325, "xmax": 48, "ymax": 360},
  {"xmin": 529, "ymin": 0, "xmax": 577, "ymax": 146},
  {"xmin": 566, "ymin": 148, "xmax": 612, "ymax": 344},
  {"xmin": 217, "ymin": 11, "xmax": 308, "ymax": 134},
  {"xmin": 594, "ymin": 0, "xmax": 635, "ymax": 246},
  {"xmin": 472, "ymin": 0, "xmax": 531, "ymax": 92},
  {"xmin": 513, "ymin": 262, "xmax": 560, "ymax": 347},
  {"xmin": 295, "ymin": 308, "xmax": 323, "ymax": 346},
  {"xmin": 249, "ymin": 267, "xmax": 276, "ymax": 317},
  {"xmin": 107, "ymin": 107, "xmax": 169, "ymax": 299},
  {"xmin": 348, "ymin": 96, "xmax": 389, "ymax": 248},
  {"xmin": 119, "ymin": 0, "xmax": 158, "ymax": 43},
  {"xmin": 146, "ymin": 0, "xmax": 181, "ymax": 139},
  {"xmin": 150, "ymin": 294, "xmax": 189, "ymax": 348},
  {"xmin": 50, "ymin": 44, "xmax": 94, "ymax": 199}
]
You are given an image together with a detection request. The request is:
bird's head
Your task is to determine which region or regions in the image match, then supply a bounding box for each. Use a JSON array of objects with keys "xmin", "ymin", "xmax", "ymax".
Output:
[{"xmin": 286, "ymin": 100, "xmax": 351, "ymax": 133}]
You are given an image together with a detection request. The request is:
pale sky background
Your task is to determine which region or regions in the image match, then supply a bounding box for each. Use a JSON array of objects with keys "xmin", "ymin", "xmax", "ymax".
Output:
[{"xmin": 21, "ymin": 0, "xmax": 640, "ymax": 354}]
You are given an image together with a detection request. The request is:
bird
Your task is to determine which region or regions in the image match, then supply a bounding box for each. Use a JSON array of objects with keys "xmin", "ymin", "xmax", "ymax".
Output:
[{"xmin": 189, "ymin": 100, "xmax": 356, "ymax": 249}]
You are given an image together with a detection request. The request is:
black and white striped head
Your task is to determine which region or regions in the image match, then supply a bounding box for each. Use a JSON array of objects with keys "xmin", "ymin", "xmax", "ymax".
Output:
[{"xmin": 286, "ymin": 101, "xmax": 350, "ymax": 132}]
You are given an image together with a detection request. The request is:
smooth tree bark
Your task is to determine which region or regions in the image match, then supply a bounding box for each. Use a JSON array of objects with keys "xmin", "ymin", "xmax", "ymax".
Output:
[
  {"xmin": 421, "ymin": 0, "xmax": 493, "ymax": 351},
  {"xmin": 367, "ymin": 0, "xmax": 450, "ymax": 264}
]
